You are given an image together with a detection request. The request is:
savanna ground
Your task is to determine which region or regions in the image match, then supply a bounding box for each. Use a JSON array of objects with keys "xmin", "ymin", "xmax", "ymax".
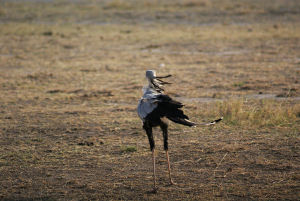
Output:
[{"xmin": 0, "ymin": 0, "xmax": 300, "ymax": 200}]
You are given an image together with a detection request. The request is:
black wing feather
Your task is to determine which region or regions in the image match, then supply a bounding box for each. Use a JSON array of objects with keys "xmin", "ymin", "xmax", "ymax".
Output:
[
  {"xmin": 157, "ymin": 95, "xmax": 184, "ymax": 109},
  {"xmin": 145, "ymin": 94, "xmax": 195, "ymax": 127},
  {"xmin": 156, "ymin": 95, "xmax": 195, "ymax": 127}
]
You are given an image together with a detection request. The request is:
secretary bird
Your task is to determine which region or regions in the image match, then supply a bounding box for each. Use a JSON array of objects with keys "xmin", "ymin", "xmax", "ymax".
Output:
[{"xmin": 137, "ymin": 70, "xmax": 222, "ymax": 193}]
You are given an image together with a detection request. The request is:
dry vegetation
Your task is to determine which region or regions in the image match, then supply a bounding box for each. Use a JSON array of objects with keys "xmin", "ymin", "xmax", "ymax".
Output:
[{"xmin": 0, "ymin": 0, "xmax": 299, "ymax": 200}]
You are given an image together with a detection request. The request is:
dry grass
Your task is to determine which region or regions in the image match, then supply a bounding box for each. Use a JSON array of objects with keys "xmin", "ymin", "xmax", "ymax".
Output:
[
  {"xmin": 216, "ymin": 99, "xmax": 300, "ymax": 127},
  {"xmin": 0, "ymin": 0, "xmax": 299, "ymax": 200}
]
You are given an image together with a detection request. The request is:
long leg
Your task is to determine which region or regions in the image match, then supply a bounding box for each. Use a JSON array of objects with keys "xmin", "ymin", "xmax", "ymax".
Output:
[
  {"xmin": 151, "ymin": 149, "xmax": 157, "ymax": 193},
  {"xmin": 160, "ymin": 121, "xmax": 176, "ymax": 185},
  {"xmin": 165, "ymin": 150, "xmax": 175, "ymax": 185},
  {"xmin": 143, "ymin": 122, "xmax": 157, "ymax": 192}
]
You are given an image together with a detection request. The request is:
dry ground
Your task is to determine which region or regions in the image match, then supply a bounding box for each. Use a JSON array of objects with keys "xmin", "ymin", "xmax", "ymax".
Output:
[{"xmin": 0, "ymin": 0, "xmax": 299, "ymax": 200}]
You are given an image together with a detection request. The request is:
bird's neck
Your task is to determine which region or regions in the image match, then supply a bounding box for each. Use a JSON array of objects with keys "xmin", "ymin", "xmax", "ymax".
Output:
[
  {"xmin": 147, "ymin": 79, "xmax": 164, "ymax": 93},
  {"xmin": 142, "ymin": 85, "xmax": 161, "ymax": 97}
]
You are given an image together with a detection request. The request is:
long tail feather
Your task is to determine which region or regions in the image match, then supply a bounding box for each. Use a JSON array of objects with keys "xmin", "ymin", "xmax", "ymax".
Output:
[
  {"xmin": 197, "ymin": 117, "xmax": 223, "ymax": 126},
  {"xmin": 167, "ymin": 117, "xmax": 196, "ymax": 127}
]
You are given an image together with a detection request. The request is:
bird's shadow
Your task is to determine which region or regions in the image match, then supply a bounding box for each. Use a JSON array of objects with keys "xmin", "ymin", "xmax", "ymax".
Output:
[
  {"xmin": 146, "ymin": 188, "xmax": 159, "ymax": 194},
  {"xmin": 145, "ymin": 183, "xmax": 179, "ymax": 194}
]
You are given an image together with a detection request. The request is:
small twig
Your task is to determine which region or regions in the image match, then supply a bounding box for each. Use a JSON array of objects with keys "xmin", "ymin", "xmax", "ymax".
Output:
[
  {"xmin": 195, "ymin": 158, "xmax": 203, "ymax": 162},
  {"xmin": 173, "ymin": 159, "xmax": 194, "ymax": 164},
  {"xmin": 213, "ymin": 153, "xmax": 228, "ymax": 177}
]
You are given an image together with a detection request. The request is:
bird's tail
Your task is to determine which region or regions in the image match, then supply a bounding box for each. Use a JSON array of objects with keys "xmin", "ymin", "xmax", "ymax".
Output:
[
  {"xmin": 198, "ymin": 117, "xmax": 223, "ymax": 126},
  {"xmin": 168, "ymin": 117, "xmax": 223, "ymax": 127},
  {"xmin": 167, "ymin": 117, "xmax": 197, "ymax": 127}
]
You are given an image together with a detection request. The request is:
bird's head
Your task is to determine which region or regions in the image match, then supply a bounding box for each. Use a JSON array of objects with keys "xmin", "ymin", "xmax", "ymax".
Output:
[
  {"xmin": 145, "ymin": 70, "xmax": 172, "ymax": 92},
  {"xmin": 146, "ymin": 70, "xmax": 157, "ymax": 80}
]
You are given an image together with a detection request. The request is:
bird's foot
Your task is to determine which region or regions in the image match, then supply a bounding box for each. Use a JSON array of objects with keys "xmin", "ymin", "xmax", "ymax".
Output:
[
  {"xmin": 150, "ymin": 187, "xmax": 158, "ymax": 194},
  {"xmin": 169, "ymin": 179, "xmax": 177, "ymax": 186}
]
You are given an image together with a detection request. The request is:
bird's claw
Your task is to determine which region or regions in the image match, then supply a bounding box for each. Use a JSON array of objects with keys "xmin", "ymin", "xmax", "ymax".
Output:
[
  {"xmin": 151, "ymin": 187, "xmax": 158, "ymax": 194},
  {"xmin": 169, "ymin": 179, "xmax": 177, "ymax": 185}
]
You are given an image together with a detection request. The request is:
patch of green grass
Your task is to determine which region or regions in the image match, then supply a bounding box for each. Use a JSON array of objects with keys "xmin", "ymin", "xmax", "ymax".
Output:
[
  {"xmin": 121, "ymin": 146, "xmax": 137, "ymax": 153},
  {"xmin": 233, "ymin": 81, "xmax": 245, "ymax": 87},
  {"xmin": 103, "ymin": 0, "xmax": 132, "ymax": 10}
]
